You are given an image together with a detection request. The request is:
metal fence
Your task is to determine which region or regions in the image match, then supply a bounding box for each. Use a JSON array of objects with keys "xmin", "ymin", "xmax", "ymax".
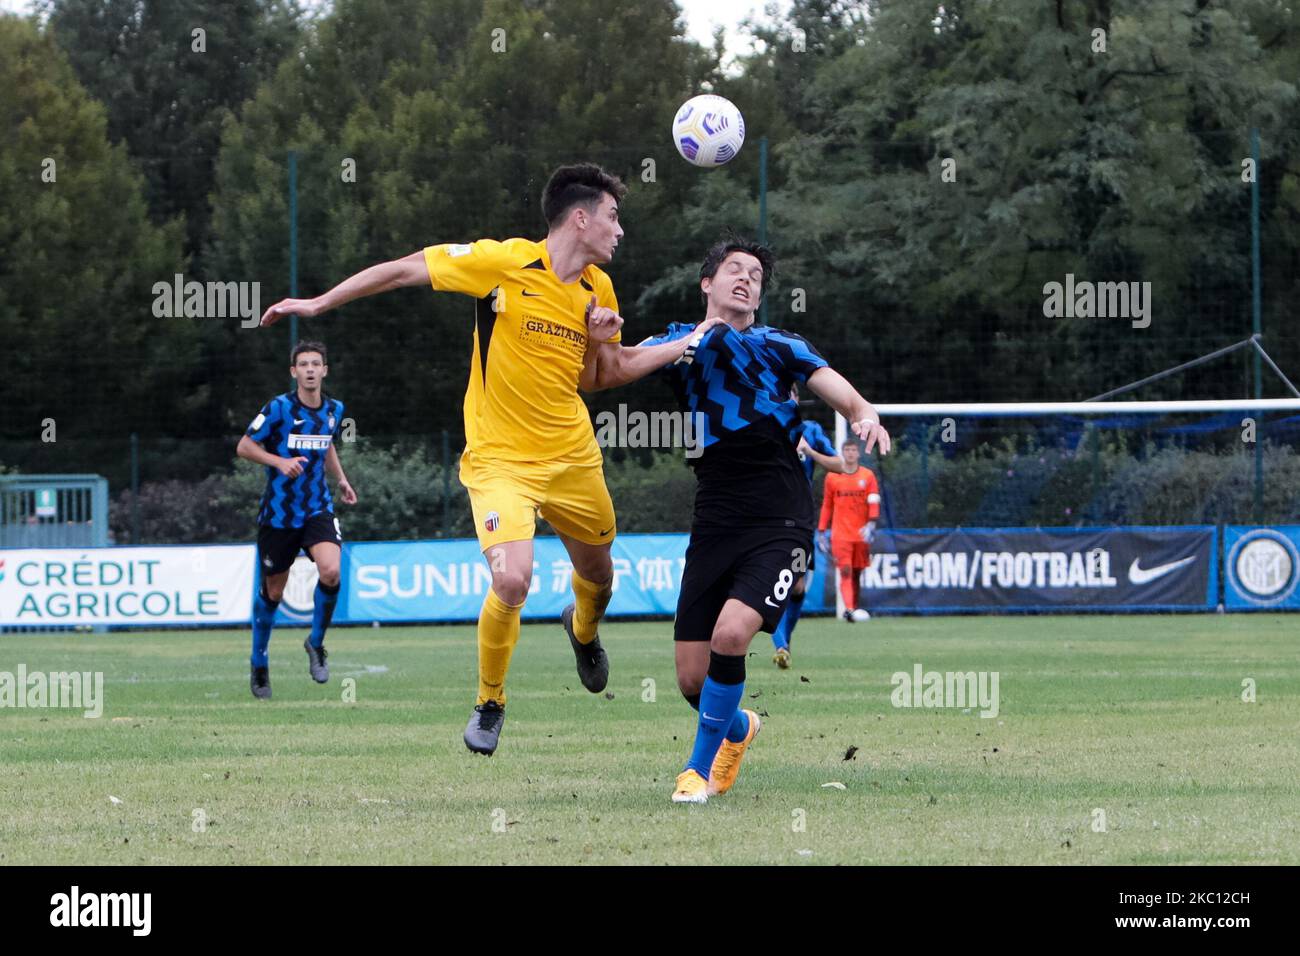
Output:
[{"xmin": 0, "ymin": 474, "xmax": 109, "ymax": 548}]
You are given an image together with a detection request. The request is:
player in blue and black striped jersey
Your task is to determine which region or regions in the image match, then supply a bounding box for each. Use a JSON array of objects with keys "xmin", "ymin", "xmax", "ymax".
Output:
[
  {"xmin": 235, "ymin": 341, "xmax": 356, "ymax": 700},
  {"xmin": 586, "ymin": 235, "xmax": 890, "ymax": 803},
  {"xmin": 771, "ymin": 385, "xmax": 846, "ymax": 668}
]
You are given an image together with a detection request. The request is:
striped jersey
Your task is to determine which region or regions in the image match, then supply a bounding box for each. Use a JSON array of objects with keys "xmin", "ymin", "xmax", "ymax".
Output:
[
  {"xmin": 245, "ymin": 391, "xmax": 344, "ymax": 528},
  {"xmin": 642, "ymin": 322, "xmax": 828, "ymax": 530}
]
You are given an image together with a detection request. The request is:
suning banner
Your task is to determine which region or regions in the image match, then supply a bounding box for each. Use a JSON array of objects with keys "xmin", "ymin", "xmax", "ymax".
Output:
[{"xmin": 336, "ymin": 534, "xmax": 830, "ymax": 623}]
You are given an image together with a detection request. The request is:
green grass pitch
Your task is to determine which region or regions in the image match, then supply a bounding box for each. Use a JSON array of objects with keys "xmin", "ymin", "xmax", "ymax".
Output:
[{"xmin": 1, "ymin": 614, "xmax": 1297, "ymax": 865}]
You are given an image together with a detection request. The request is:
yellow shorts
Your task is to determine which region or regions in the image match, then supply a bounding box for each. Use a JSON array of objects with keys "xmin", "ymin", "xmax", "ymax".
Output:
[{"xmin": 459, "ymin": 446, "xmax": 616, "ymax": 550}]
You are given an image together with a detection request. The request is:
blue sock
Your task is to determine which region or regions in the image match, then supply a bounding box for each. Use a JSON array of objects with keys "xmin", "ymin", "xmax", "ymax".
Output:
[
  {"xmin": 724, "ymin": 708, "xmax": 750, "ymax": 744},
  {"xmin": 772, "ymin": 590, "xmax": 805, "ymax": 650},
  {"xmin": 251, "ymin": 587, "xmax": 279, "ymax": 668},
  {"xmin": 685, "ymin": 689, "xmax": 749, "ymax": 743},
  {"xmin": 309, "ymin": 581, "xmax": 340, "ymax": 648},
  {"xmin": 685, "ymin": 652, "xmax": 746, "ymax": 778}
]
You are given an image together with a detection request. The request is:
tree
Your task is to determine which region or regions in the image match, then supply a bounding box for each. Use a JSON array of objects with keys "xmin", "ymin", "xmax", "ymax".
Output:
[
  {"xmin": 40, "ymin": 0, "xmax": 307, "ymax": 260},
  {"xmin": 0, "ymin": 16, "xmax": 191, "ymax": 466},
  {"xmin": 206, "ymin": 0, "xmax": 717, "ymax": 445},
  {"xmin": 766, "ymin": 0, "xmax": 1299, "ymax": 402}
]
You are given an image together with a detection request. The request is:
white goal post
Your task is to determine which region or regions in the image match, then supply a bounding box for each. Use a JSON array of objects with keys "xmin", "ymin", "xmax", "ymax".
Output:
[
  {"xmin": 834, "ymin": 399, "xmax": 1300, "ymax": 449},
  {"xmin": 825, "ymin": 399, "xmax": 1300, "ymax": 617}
]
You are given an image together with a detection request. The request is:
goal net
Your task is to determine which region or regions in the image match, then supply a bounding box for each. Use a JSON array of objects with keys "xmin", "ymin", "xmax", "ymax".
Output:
[{"xmin": 824, "ymin": 400, "xmax": 1300, "ymax": 615}]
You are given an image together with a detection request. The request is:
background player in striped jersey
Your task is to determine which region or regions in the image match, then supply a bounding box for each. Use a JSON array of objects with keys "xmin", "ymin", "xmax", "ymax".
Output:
[
  {"xmin": 258, "ymin": 164, "xmax": 710, "ymax": 754},
  {"xmin": 818, "ymin": 440, "xmax": 881, "ymax": 622},
  {"xmin": 771, "ymin": 384, "xmax": 846, "ymax": 669},
  {"xmin": 589, "ymin": 236, "xmax": 890, "ymax": 803},
  {"xmin": 236, "ymin": 341, "xmax": 355, "ymax": 699}
]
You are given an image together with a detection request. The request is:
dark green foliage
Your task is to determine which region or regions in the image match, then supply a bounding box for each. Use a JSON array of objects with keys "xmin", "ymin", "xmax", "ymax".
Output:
[
  {"xmin": 878, "ymin": 433, "xmax": 1300, "ymax": 528},
  {"xmin": 0, "ymin": 16, "xmax": 193, "ymax": 452},
  {"xmin": 110, "ymin": 442, "xmax": 706, "ymax": 542},
  {"xmin": 39, "ymin": 0, "xmax": 307, "ymax": 258}
]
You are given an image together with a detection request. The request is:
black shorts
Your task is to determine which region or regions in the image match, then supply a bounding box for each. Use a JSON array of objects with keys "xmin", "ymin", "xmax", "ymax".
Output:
[
  {"xmin": 257, "ymin": 512, "xmax": 342, "ymax": 576},
  {"xmin": 674, "ymin": 526, "xmax": 813, "ymax": 640}
]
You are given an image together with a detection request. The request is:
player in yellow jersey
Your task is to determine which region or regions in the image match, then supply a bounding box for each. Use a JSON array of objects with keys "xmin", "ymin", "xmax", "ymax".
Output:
[{"xmin": 259, "ymin": 164, "xmax": 709, "ymax": 755}]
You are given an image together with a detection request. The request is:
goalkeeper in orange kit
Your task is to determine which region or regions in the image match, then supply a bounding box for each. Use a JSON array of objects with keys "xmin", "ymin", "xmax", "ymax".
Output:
[{"xmin": 818, "ymin": 439, "xmax": 880, "ymax": 622}]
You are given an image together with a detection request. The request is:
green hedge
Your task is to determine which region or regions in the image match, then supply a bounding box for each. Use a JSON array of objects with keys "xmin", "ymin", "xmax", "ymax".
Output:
[
  {"xmin": 110, "ymin": 444, "xmax": 701, "ymax": 543},
  {"xmin": 877, "ymin": 438, "xmax": 1300, "ymax": 527}
]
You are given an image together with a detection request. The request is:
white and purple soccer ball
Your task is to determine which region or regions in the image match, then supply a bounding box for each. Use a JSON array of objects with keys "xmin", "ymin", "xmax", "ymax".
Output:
[{"xmin": 671, "ymin": 94, "xmax": 745, "ymax": 168}]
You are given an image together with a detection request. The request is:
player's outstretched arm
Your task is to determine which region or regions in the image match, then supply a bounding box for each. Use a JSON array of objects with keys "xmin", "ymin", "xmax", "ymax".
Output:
[
  {"xmin": 581, "ymin": 310, "xmax": 725, "ymax": 392},
  {"xmin": 582, "ymin": 338, "xmax": 691, "ymax": 392},
  {"xmin": 259, "ymin": 250, "xmax": 429, "ymax": 327},
  {"xmin": 806, "ymin": 367, "xmax": 892, "ymax": 455},
  {"xmin": 799, "ymin": 439, "xmax": 847, "ymax": 475}
]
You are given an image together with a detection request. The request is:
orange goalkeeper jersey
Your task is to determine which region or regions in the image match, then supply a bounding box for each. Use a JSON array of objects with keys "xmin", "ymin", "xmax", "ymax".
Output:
[{"xmin": 819, "ymin": 467, "xmax": 880, "ymax": 537}]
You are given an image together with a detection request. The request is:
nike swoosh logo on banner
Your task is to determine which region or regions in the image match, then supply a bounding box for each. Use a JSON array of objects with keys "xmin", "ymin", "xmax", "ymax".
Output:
[{"xmin": 1128, "ymin": 555, "xmax": 1196, "ymax": 585}]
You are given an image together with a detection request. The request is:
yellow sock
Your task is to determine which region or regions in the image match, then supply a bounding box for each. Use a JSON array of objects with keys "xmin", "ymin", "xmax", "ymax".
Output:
[
  {"xmin": 477, "ymin": 588, "xmax": 523, "ymax": 705},
  {"xmin": 571, "ymin": 570, "xmax": 612, "ymax": 645}
]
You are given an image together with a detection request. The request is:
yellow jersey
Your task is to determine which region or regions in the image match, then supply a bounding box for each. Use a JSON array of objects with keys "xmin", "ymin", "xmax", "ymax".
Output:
[{"xmin": 423, "ymin": 237, "xmax": 620, "ymax": 462}]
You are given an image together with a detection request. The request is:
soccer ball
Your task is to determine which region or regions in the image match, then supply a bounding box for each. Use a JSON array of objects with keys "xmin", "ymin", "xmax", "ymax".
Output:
[{"xmin": 671, "ymin": 94, "xmax": 745, "ymax": 168}]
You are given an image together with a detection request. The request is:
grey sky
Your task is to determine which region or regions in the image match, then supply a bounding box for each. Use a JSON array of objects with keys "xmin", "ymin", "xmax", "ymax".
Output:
[{"xmin": 680, "ymin": 0, "xmax": 783, "ymax": 61}]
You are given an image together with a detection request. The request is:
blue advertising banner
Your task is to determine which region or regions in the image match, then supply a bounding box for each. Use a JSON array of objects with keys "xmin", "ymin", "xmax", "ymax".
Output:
[
  {"xmin": 333, "ymin": 534, "xmax": 830, "ymax": 624},
  {"xmin": 859, "ymin": 526, "xmax": 1216, "ymax": 613},
  {"xmin": 1223, "ymin": 526, "xmax": 1300, "ymax": 610}
]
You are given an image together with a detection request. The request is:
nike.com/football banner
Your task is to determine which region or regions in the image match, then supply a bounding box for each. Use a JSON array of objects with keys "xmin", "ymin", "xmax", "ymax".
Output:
[{"xmin": 860, "ymin": 526, "xmax": 1216, "ymax": 612}]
